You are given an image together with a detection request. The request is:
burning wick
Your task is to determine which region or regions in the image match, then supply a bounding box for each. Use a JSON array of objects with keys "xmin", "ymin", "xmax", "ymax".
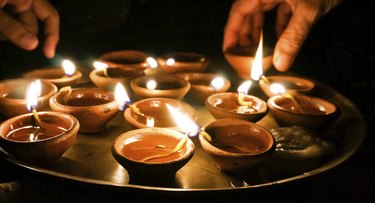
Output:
[
  {"xmin": 26, "ymin": 80, "xmax": 44, "ymax": 141},
  {"xmin": 237, "ymin": 80, "xmax": 253, "ymax": 107},
  {"xmin": 146, "ymin": 57, "xmax": 158, "ymax": 69},
  {"xmin": 210, "ymin": 77, "xmax": 225, "ymax": 90},
  {"xmin": 114, "ymin": 83, "xmax": 150, "ymax": 118},
  {"xmin": 270, "ymin": 83, "xmax": 304, "ymax": 113},
  {"xmin": 140, "ymin": 104, "xmax": 200, "ymax": 162},
  {"xmin": 93, "ymin": 61, "xmax": 109, "ymax": 77},
  {"xmin": 166, "ymin": 58, "xmax": 175, "ymax": 66},
  {"xmin": 62, "ymin": 59, "xmax": 76, "ymax": 77},
  {"xmin": 250, "ymin": 31, "xmax": 270, "ymax": 85}
]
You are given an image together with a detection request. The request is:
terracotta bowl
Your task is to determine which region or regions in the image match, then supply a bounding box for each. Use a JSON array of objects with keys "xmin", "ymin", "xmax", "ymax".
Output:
[
  {"xmin": 224, "ymin": 46, "xmax": 273, "ymax": 79},
  {"xmin": 99, "ymin": 50, "xmax": 149, "ymax": 70},
  {"xmin": 0, "ymin": 78, "xmax": 58, "ymax": 118},
  {"xmin": 130, "ymin": 75, "xmax": 190, "ymax": 100},
  {"xmin": 199, "ymin": 118, "xmax": 275, "ymax": 173},
  {"xmin": 174, "ymin": 73, "xmax": 231, "ymax": 105},
  {"xmin": 267, "ymin": 95, "xmax": 340, "ymax": 130},
  {"xmin": 112, "ymin": 128, "xmax": 195, "ymax": 181},
  {"xmin": 157, "ymin": 52, "xmax": 210, "ymax": 74},
  {"xmin": 0, "ymin": 111, "xmax": 79, "ymax": 165},
  {"xmin": 89, "ymin": 67, "xmax": 144, "ymax": 99},
  {"xmin": 205, "ymin": 92, "xmax": 268, "ymax": 122},
  {"xmin": 23, "ymin": 67, "xmax": 82, "ymax": 88},
  {"xmin": 49, "ymin": 88, "xmax": 119, "ymax": 133},
  {"xmin": 259, "ymin": 75, "xmax": 315, "ymax": 97},
  {"xmin": 124, "ymin": 98, "xmax": 197, "ymax": 131}
]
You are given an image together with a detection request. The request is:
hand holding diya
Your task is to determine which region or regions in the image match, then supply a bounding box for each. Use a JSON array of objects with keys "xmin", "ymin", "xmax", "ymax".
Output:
[
  {"xmin": 267, "ymin": 83, "xmax": 340, "ymax": 130},
  {"xmin": 0, "ymin": 80, "xmax": 79, "ymax": 165},
  {"xmin": 23, "ymin": 59, "xmax": 82, "ymax": 88},
  {"xmin": 205, "ymin": 80, "xmax": 268, "ymax": 122}
]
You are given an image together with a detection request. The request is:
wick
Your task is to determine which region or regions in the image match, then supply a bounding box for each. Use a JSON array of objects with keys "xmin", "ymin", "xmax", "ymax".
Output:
[
  {"xmin": 31, "ymin": 108, "xmax": 43, "ymax": 141},
  {"xmin": 200, "ymin": 130, "xmax": 212, "ymax": 142},
  {"xmin": 32, "ymin": 108, "xmax": 43, "ymax": 127},
  {"xmin": 261, "ymin": 75, "xmax": 270, "ymax": 84},
  {"xmin": 60, "ymin": 86, "xmax": 72, "ymax": 105},
  {"xmin": 284, "ymin": 93, "xmax": 304, "ymax": 113},
  {"xmin": 102, "ymin": 68, "xmax": 109, "ymax": 77},
  {"xmin": 237, "ymin": 93, "xmax": 259, "ymax": 111},
  {"xmin": 140, "ymin": 133, "xmax": 189, "ymax": 162}
]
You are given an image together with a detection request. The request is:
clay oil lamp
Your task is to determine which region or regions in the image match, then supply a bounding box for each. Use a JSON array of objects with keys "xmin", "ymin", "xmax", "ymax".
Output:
[
  {"xmin": 205, "ymin": 80, "xmax": 268, "ymax": 122},
  {"xmin": 89, "ymin": 61, "xmax": 144, "ymax": 98},
  {"xmin": 224, "ymin": 33, "xmax": 273, "ymax": 79},
  {"xmin": 0, "ymin": 79, "xmax": 58, "ymax": 118},
  {"xmin": 174, "ymin": 73, "xmax": 231, "ymax": 105},
  {"xmin": 156, "ymin": 52, "xmax": 210, "ymax": 74},
  {"xmin": 0, "ymin": 80, "xmax": 79, "ymax": 165},
  {"xmin": 267, "ymin": 83, "xmax": 340, "ymax": 130},
  {"xmin": 259, "ymin": 75, "xmax": 315, "ymax": 98},
  {"xmin": 49, "ymin": 86, "xmax": 119, "ymax": 133},
  {"xmin": 99, "ymin": 50, "xmax": 150, "ymax": 71},
  {"xmin": 130, "ymin": 75, "xmax": 190, "ymax": 99},
  {"xmin": 112, "ymin": 104, "xmax": 197, "ymax": 182},
  {"xmin": 23, "ymin": 59, "xmax": 82, "ymax": 88},
  {"xmin": 124, "ymin": 96, "xmax": 197, "ymax": 130},
  {"xmin": 199, "ymin": 118, "xmax": 275, "ymax": 173}
]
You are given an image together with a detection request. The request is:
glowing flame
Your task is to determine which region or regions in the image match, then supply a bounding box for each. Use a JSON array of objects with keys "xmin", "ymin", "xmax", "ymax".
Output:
[
  {"xmin": 62, "ymin": 59, "xmax": 76, "ymax": 76},
  {"xmin": 114, "ymin": 83, "xmax": 131, "ymax": 111},
  {"xmin": 35, "ymin": 80, "xmax": 42, "ymax": 97},
  {"xmin": 166, "ymin": 104, "xmax": 199, "ymax": 136},
  {"xmin": 146, "ymin": 80, "xmax": 157, "ymax": 90},
  {"xmin": 210, "ymin": 77, "xmax": 225, "ymax": 90},
  {"xmin": 146, "ymin": 117, "xmax": 155, "ymax": 127},
  {"xmin": 237, "ymin": 80, "xmax": 253, "ymax": 95},
  {"xmin": 166, "ymin": 58, "xmax": 175, "ymax": 66},
  {"xmin": 26, "ymin": 80, "xmax": 41, "ymax": 111},
  {"xmin": 250, "ymin": 33, "xmax": 263, "ymax": 81},
  {"xmin": 93, "ymin": 61, "xmax": 108, "ymax": 70},
  {"xmin": 146, "ymin": 57, "xmax": 158, "ymax": 68},
  {"xmin": 270, "ymin": 83, "xmax": 286, "ymax": 95}
]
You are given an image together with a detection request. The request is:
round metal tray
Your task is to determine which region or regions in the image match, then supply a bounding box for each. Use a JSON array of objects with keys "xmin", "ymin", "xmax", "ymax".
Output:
[{"xmin": 0, "ymin": 78, "xmax": 366, "ymax": 191}]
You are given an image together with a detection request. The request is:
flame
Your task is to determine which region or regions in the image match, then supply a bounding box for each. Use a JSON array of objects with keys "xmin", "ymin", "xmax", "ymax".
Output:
[
  {"xmin": 93, "ymin": 61, "xmax": 108, "ymax": 70},
  {"xmin": 270, "ymin": 83, "xmax": 286, "ymax": 95},
  {"xmin": 146, "ymin": 80, "xmax": 157, "ymax": 90},
  {"xmin": 35, "ymin": 80, "xmax": 42, "ymax": 97},
  {"xmin": 237, "ymin": 80, "xmax": 253, "ymax": 94},
  {"xmin": 210, "ymin": 77, "xmax": 225, "ymax": 90},
  {"xmin": 250, "ymin": 33, "xmax": 263, "ymax": 81},
  {"xmin": 166, "ymin": 103, "xmax": 199, "ymax": 136},
  {"xmin": 114, "ymin": 83, "xmax": 131, "ymax": 111},
  {"xmin": 166, "ymin": 58, "xmax": 175, "ymax": 66},
  {"xmin": 146, "ymin": 57, "xmax": 158, "ymax": 68},
  {"xmin": 62, "ymin": 59, "xmax": 76, "ymax": 76},
  {"xmin": 26, "ymin": 80, "xmax": 41, "ymax": 111},
  {"xmin": 146, "ymin": 117, "xmax": 155, "ymax": 127}
]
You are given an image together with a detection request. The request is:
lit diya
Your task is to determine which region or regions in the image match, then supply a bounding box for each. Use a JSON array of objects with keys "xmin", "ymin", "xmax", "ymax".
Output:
[
  {"xmin": 224, "ymin": 32, "xmax": 273, "ymax": 79},
  {"xmin": 156, "ymin": 52, "xmax": 210, "ymax": 74},
  {"xmin": 89, "ymin": 61, "xmax": 144, "ymax": 96},
  {"xmin": 23, "ymin": 59, "xmax": 82, "ymax": 88},
  {"xmin": 174, "ymin": 73, "xmax": 231, "ymax": 104},
  {"xmin": 130, "ymin": 74, "xmax": 190, "ymax": 99},
  {"xmin": 199, "ymin": 118, "xmax": 275, "ymax": 173},
  {"xmin": 112, "ymin": 104, "xmax": 197, "ymax": 181},
  {"xmin": 259, "ymin": 75, "xmax": 315, "ymax": 97},
  {"xmin": 49, "ymin": 87, "xmax": 119, "ymax": 133},
  {"xmin": 267, "ymin": 83, "xmax": 340, "ymax": 130},
  {"xmin": 205, "ymin": 80, "xmax": 267, "ymax": 122},
  {"xmin": 0, "ymin": 79, "xmax": 57, "ymax": 118},
  {"xmin": 0, "ymin": 80, "xmax": 79, "ymax": 165}
]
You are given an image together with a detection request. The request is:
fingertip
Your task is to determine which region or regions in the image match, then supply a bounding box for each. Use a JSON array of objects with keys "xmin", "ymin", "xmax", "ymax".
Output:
[
  {"xmin": 273, "ymin": 52, "xmax": 293, "ymax": 72},
  {"xmin": 20, "ymin": 34, "xmax": 38, "ymax": 50}
]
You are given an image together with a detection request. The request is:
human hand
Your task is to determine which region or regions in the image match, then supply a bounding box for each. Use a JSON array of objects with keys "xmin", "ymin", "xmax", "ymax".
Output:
[
  {"xmin": 223, "ymin": 0, "xmax": 342, "ymax": 71},
  {"xmin": 0, "ymin": 0, "xmax": 59, "ymax": 58}
]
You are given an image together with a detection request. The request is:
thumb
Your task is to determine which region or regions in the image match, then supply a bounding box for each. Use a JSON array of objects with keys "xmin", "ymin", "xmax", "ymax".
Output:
[{"xmin": 273, "ymin": 4, "xmax": 318, "ymax": 71}]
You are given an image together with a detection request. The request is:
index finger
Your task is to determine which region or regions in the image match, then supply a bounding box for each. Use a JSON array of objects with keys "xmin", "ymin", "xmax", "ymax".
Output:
[{"xmin": 32, "ymin": 0, "xmax": 59, "ymax": 58}]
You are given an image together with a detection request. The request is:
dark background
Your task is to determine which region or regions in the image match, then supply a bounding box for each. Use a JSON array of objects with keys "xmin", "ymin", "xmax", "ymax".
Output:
[{"xmin": 0, "ymin": 0, "xmax": 374, "ymax": 202}]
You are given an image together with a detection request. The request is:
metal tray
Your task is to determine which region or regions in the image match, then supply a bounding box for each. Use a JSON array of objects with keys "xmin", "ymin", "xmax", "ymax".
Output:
[{"xmin": 0, "ymin": 78, "xmax": 366, "ymax": 191}]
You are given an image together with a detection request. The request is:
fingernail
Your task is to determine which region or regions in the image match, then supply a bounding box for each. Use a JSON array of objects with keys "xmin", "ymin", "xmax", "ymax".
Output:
[
  {"xmin": 274, "ymin": 54, "xmax": 293, "ymax": 72},
  {"xmin": 20, "ymin": 34, "xmax": 38, "ymax": 50}
]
